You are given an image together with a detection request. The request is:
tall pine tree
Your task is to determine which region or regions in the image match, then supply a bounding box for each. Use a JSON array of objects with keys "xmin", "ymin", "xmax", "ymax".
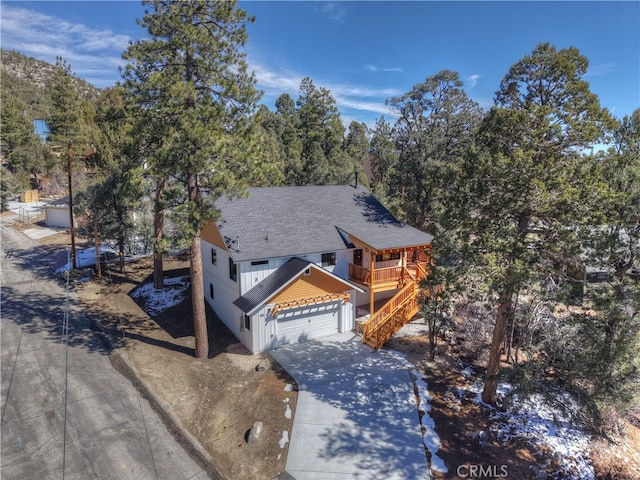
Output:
[
  {"xmin": 451, "ymin": 44, "xmax": 615, "ymax": 405},
  {"xmin": 123, "ymin": 0, "xmax": 262, "ymax": 358}
]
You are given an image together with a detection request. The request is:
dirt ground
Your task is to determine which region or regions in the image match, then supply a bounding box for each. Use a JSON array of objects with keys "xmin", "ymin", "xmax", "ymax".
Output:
[
  {"xmin": 73, "ymin": 256, "xmax": 296, "ymax": 480},
  {"xmin": 14, "ymin": 219, "xmax": 640, "ymax": 480}
]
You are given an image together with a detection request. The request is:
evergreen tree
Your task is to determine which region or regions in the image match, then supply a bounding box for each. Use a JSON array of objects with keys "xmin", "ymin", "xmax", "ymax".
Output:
[
  {"xmin": 295, "ymin": 77, "xmax": 355, "ymax": 185},
  {"xmin": 343, "ymin": 121, "xmax": 370, "ymax": 185},
  {"xmin": 450, "ymin": 44, "xmax": 615, "ymax": 405},
  {"xmin": 572, "ymin": 109, "xmax": 640, "ymax": 424},
  {"xmin": 271, "ymin": 94, "xmax": 304, "ymax": 185},
  {"xmin": 369, "ymin": 116, "xmax": 397, "ymax": 189},
  {"xmin": 122, "ymin": 0, "xmax": 263, "ymax": 358},
  {"xmin": 388, "ymin": 70, "xmax": 482, "ymax": 233},
  {"xmin": 46, "ymin": 57, "xmax": 95, "ymax": 150},
  {"xmin": 0, "ymin": 92, "xmax": 50, "ymax": 189},
  {"xmin": 80, "ymin": 87, "xmax": 144, "ymax": 273}
]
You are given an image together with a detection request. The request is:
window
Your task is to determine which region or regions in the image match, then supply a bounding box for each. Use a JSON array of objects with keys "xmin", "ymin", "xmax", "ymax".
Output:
[
  {"xmin": 240, "ymin": 314, "xmax": 251, "ymax": 332},
  {"xmin": 375, "ymin": 252, "xmax": 401, "ymax": 262},
  {"xmin": 322, "ymin": 252, "xmax": 336, "ymax": 267},
  {"xmin": 211, "ymin": 248, "xmax": 217, "ymax": 265},
  {"xmin": 229, "ymin": 258, "xmax": 237, "ymax": 282},
  {"xmin": 251, "ymin": 260, "xmax": 269, "ymax": 266}
]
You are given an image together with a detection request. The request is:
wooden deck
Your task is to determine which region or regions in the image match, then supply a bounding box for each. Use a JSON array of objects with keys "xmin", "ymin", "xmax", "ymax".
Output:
[
  {"xmin": 358, "ymin": 261, "xmax": 430, "ymax": 349},
  {"xmin": 349, "ymin": 261, "xmax": 429, "ymax": 291}
]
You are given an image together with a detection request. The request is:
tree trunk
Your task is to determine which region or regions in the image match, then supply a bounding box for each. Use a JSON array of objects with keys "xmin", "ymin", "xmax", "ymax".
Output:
[
  {"xmin": 94, "ymin": 220, "xmax": 102, "ymax": 279},
  {"xmin": 187, "ymin": 169, "xmax": 208, "ymax": 359},
  {"xmin": 118, "ymin": 236, "xmax": 125, "ymax": 274},
  {"xmin": 482, "ymin": 288, "xmax": 514, "ymax": 405},
  {"xmin": 153, "ymin": 178, "xmax": 166, "ymax": 290},
  {"xmin": 504, "ymin": 292, "xmax": 519, "ymax": 363},
  {"xmin": 190, "ymin": 233, "xmax": 208, "ymax": 358},
  {"xmin": 117, "ymin": 207, "xmax": 125, "ymax": 273}
]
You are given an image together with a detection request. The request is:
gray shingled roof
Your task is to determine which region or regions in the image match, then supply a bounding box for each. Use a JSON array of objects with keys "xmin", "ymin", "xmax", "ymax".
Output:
[
  {"xmin": 233, "ymin": 257, "xmax": 311, "ymax": 314},
  {"xmin": 215, "ymin": 185, "xmax": 434, "ymax": 263}
]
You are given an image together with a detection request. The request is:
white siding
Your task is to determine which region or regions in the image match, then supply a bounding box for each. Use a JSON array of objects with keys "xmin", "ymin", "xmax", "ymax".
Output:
[
  {"xmin": 203, "ymin": 244, "xmax": 359, "ymax": 353},
  {"xmin": 201, "ymin": 239, "xmax": 253, "ymax": 350},
  {"xmin": 239, "ymin": 252, "xmax": 346, "ymax": 294},
  {"xmin": 334, "ymin": 250, "xmax": 352, "ymax": 280}
]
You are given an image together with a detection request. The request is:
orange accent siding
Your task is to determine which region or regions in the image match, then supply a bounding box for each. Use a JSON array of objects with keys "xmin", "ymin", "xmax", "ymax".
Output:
[
  {"xmin": 201, "ymin": 221, "xmax": 227, "ymax": 250},
  {"xmin": 268, "ymin": 268, "xmax": 350, "ymax": 305}
]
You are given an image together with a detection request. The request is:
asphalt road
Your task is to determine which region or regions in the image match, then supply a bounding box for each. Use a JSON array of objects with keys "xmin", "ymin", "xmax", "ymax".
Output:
[{"xmin": 0, "ymin": 219, "xmax": 211, "ymax": 480}]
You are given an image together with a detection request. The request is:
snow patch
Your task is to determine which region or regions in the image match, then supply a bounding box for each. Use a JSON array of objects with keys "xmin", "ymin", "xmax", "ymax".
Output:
[
  {"xmin": 469, "ymin": 380, "xmax": 594, "ymax": 479},
  {"xmin": 394, "ymin": 321, "xmax": 430, "ymax": 337},
  {"xmin": 131, "ymin": 279, "xmax": 190, "ymax": 316},
  {"xmin": 461, "ymin": 367, "xmax": 475, "ymax": 377},
  {"xmin": 284, "ymin": 383, "xmax": 294, "ymax": 392},
  {"xmin": 284, "ymin": 404, "xmax": 292, "ymax": 419},
  {"xmin": 385, "ymin": 350, "xmax": 448, "ymax": 474},
  {"xmin": 279, "ymin": 430, "xmax": 289, "ymax": 449}
]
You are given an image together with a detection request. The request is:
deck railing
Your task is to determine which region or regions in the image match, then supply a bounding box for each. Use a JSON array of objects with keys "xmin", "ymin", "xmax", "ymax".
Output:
[
  {"xmin": 362, "ymin": 280, "xmax": 416, "ymax": 339},
  {"xmin": 349, "ymin": 264, "xmax": 404, "ymax": 286},
  {"xmin": 349, "ymin": 261, "xmax": 429, "ymax": 287}
]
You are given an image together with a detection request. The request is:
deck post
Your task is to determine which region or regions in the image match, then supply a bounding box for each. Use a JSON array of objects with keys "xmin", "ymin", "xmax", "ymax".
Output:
[{"xmin": 369, "ymin": 252, "xmax": 375, "ymax": 316}]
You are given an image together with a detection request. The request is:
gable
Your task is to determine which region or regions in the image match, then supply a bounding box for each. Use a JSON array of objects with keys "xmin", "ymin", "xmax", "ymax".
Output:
[
  {"xmin": 267, "ymin": 267, "xmax": 353, "ymax": 305},
  {"xmin": 201, "ymin": 221, "xmax": 228, "ymax": 251},
  {"xmin": 233, "ymin": 257, "xmax": 362, "ymax": 315}
]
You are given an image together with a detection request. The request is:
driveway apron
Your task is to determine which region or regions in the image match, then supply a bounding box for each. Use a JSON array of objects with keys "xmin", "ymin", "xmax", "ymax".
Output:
[{"xmin": 270, "ymin": 332, "xmax": 428, "ymax": 480}]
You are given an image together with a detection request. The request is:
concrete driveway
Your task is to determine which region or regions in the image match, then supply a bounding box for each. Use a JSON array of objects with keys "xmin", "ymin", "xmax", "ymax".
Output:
[{"xmin": 270, "ymin": 332, "xmax": 428, "ymax": 480}]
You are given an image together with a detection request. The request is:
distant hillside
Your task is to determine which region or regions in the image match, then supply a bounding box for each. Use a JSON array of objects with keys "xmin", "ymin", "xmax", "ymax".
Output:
[{"xmin": 1, "ymin": 49, "xmax": 100, "ymax": 120}]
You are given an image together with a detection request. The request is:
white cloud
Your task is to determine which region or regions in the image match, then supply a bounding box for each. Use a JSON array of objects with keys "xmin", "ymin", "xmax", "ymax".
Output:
[
  {"xmin": 364, "ymin": 64, "xmax": 403, "ymax": 73},
  {"xmin": 333, "ymin": 96, "xmax": 395, "ymax": 117},
  {"xmin": 250, "ymin": 60, "xmax": 399, "ymax": 120},
  {"xmin": 1, "ymin": 5, "xmax": 131, "ymax": 87},
  {"xmin": 466, "ymin": 74, "xmax": 481, "ymax": 88},
  {"xmin": 585, "ymin": 63, "xmax": 616, "ymax": 77},
  {"xmin": 318, "ymin": 2, "xmax": 349, "ymax": 22}
]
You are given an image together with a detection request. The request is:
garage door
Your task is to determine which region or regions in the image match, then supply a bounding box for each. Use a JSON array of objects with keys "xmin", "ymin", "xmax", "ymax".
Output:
[
  {"xmin": 46, "ymin": 207, "xmax": 71, "ymax": 228},
  {"xmin": 276, "ymin": 301, "xmax": 341, "ymax": 347}
]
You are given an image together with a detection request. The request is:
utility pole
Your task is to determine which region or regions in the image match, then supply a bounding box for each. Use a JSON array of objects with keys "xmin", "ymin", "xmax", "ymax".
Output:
[{"xmin": 67, "ymin": 140, "xmax": 77, "ymax": 269}]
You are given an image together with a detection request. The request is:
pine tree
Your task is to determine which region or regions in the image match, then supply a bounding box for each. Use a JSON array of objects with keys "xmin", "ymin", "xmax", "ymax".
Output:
[
  {"xmin": 123, "ymin": 0, "xmax": 262, "ymax": 359},
  {"xmin": 295, "ymin": 77, "xmax": 355, "ymax": 185},
  {"xmin": 451, "ymin": 44, "xmax": 615, "ymax": 405},
  {"xmin": 0, "ymin": 92, "xmax": 50, "ymax": 189},
  {"xmin": 84, "ymin": 87, "xmax": 144, "ymax": 273},
  {"xmin": 388, "ymin": 70, "xmax": 482, "ymax": 233},
  {"xmin": 572, "ymin": 109, "xmax": 640, "ymax": 423}
]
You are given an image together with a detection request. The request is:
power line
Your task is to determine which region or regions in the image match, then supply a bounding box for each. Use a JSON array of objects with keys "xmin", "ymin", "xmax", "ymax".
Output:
[{"xmin": 62, "ymin": 247, "xmax": 71, "ymax": 480}]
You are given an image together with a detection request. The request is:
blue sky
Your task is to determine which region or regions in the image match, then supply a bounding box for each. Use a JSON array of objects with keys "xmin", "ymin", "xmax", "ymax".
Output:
[{"xmin": 2, "ymin": 1, "xmax": 638, "ymax": 128}]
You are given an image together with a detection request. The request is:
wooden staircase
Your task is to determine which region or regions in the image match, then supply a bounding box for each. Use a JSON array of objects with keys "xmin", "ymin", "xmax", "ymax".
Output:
[{"xmin": 360, "ymin": 263, "xmax": 428, "ymax": 350}]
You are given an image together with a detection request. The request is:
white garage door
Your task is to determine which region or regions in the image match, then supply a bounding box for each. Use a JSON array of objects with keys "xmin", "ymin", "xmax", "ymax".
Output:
[
  {"xmin": 46, "ymin": 207, "xmax": 71, "ymax": 228},
  {"xmin": 276, "ymin": 301, "xmax": 341, "ymax": 347}
]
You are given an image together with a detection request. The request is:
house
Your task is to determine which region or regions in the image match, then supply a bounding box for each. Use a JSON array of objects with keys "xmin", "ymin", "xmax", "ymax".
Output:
[{"xmin": 201, "ymin": 184, "xmax": 434, "ymax": 353}]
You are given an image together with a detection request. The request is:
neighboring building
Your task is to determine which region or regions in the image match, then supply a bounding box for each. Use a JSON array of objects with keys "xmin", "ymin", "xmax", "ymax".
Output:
[
  {"xmin": 201, "ymin": 184, "xmax": 434, "ymax": 353},
  {"xmin": 44, "ymin": 196, "xmax": 71, "ymax": 228},
  {"xmin": 33, "ymin": 119, "xmax": 50, "ymax": 143}
]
